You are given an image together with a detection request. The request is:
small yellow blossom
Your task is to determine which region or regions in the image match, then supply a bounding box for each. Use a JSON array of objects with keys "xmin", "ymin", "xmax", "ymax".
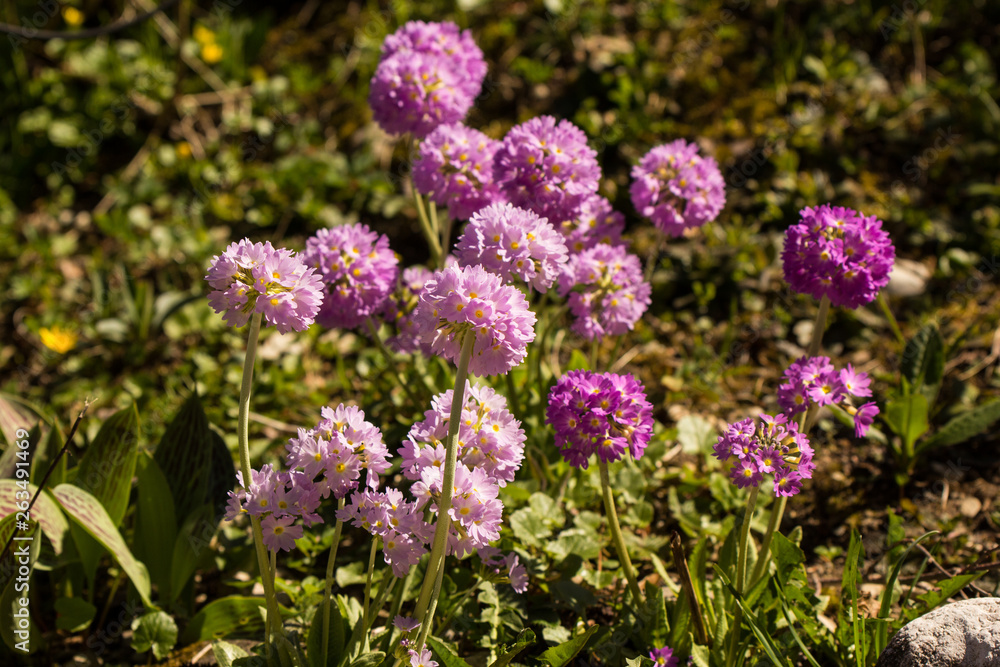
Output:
[
  {"xmin": 39, "ymin": 327, "xmax": 77, "ymax": 354},
  {"xmin": 201, "ymin": 43, "xmax": 224, "ymax": 64},
  {"xmin": 63, "ymin": 7, "xmax": 84, "ymax": 27},
  {"xmin": 193, "ymin": 25, "xmax": 216, "ymax": 46},
  {"xmin": 176, "ymin": 142, "xmax": 192, "ymax": 159}
]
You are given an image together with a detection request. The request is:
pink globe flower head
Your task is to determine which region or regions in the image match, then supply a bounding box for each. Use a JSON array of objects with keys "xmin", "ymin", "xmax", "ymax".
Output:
[
  {"xmin": 712, "ymin": 414, "xmax": 814, "ymax": 497},
  {"xmin": 412, "ymin": 264, "xmax": 536, "ymax": 376},
  {"xmin": 557, "ymin": 243, "xmax": 652, "ymax": 340},
  {"xmin": 303, "ymin": 223, "xmax": 399, "ymax": 330},
  {"xmin": 493, "ymin": 116, "xmax": 601, "ymax": 223},
  {"xmin": 369, "ymin": 52, "xmax": 476, "ymax": 138},
  {"xmin": 381, "ymin": 21, "xmax": 487, "ymax": 101},
  {"xmin": 777, "ymin": 356, "xmax": 879, "ymax": 437},
  {"xmin": 630, "ymin": 139, "xmax": 726, "ymax": 237},
  {"xmin": 206, "ymin": 238, "xmax": 324, "ymax": 334},
  {"xmin": 412, "ymin": 123, "xmax": 505, "ymax": 220},
  {"xmin": 546, "ymin": 370, "xmax": 655, "ymax": 469},
  {"xmin": 455, "ymin": 202, "xmax": 569, "ymax": 292},
  {"xmin": 382, "ymin": 266, "xmax": 435, "ymax": 354},
  {"xmin": 781, "ymin": 204, "xmax": 896, "ymax": 309},
  {"xmin": 554, "ymin": 194, "xmax": 626, "ymax": 254},
  {"xmin": 649, "ymin": 646, "xmax": 680, "ymax": 667}
]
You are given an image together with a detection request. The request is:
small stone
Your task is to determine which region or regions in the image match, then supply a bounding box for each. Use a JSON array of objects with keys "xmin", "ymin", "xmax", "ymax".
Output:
[
  {"xmin": 875, "ymin": 598, "xmax": 1000, "ymax": 667},
  {"xmin": 959, "ymin": 497, "xmax": 983, "ymax": 518},
  {"xmin": 887, "ymin": 259, "xmax": 930, "ymax": 297}
]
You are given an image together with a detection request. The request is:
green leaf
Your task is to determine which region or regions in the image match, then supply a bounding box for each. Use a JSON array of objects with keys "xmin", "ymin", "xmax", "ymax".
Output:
[
  {"xmin": 845, "ymin": 530, "xmax": 866, "ymax": 667},
  {"xmin": 918, "ymin": 399, "xmax": 1000, "ymax": 454},
  {"xmin": 51, "ymin": 483, "xmax": 153, "ymax": 608},
  {"xmin": 876, "ymin": 531, "xmax": 938, "ymax": 655},
  {"xmin": 213, "ymin": 640, "xmax": 251, "ymax": 667},
  {"xmin": 54, "ymin": 596, "xmax": 97, "ymax": 632},
  {"xmin": 539, "ymin": 625, "xmax": 598, "ymax": 667},
  {"xmin": 0, "ymin": 480, "xmax": 68, "ymax": 555},
  {"xmin": 902, "ymin": 572, "xmax": 985, "ymax": 624},
  {"xmin": 640, "ymin": 586, "xmax": 669, "ymax": 647},
  {"xmin": 153, "ymin": 394, "xmax": 214, "ymax": 521},
  {"xmin": 132, "ymin": 610, "xmax": 178, "ymax": 660},
  {"xmin": 0, "ymin": 393, "xmax": 41, "ymax": 450},
  {"xmin": 0, "ymin": 424, "xmax": 39, "ymax": 480},
  {"xmin": 885, "ymin": 394, "xmax": 929, "ymax": 452},
  {"xmin": 347, "ymin": 651, "xmax": 386, "ymax": 667},
  {"xmin": 134, "ymin": 452, "xmax": 177, "ymax": 600},
  {"xmin": 901, "ymin": 323, "xmax": 944, "ymax": 398},
  {"xmin": 307, "ymin": 601, "xmax": 347, "ymax": 667},
  {"xmin": 689, "ymin": 642, "xmax": 711, "ymax": 667},
  {"xmin": 676, "ymin": 414, "xmax": 716, "ymax": 454},
  {"xmin": 770, "ymin": 532, "xmax": 806, "ymax": 588},
  {"xmin": 73, "ymin": 404, "xmax": 140, "ymax": 525},
  {"xmin": 1, "ymin": 519, "xmax": 40, "ymax": 653},
  {"xmin": 427, "ymin": 636, "xmax": 472, "ymax": 667},
  {"xmin": 711, "ymin": 565, "xmax": 789, "ymax": 667},
  {"xmin": 488, "ymin": 628, "xmax": 535, "ymax": 667},
  {"xmin": 181, "ymin": 596, "xmax": 289, "ymax": 643},
  {"xmin": 171, "ymin": 504, "xmax": 216, "ymax": 601}
]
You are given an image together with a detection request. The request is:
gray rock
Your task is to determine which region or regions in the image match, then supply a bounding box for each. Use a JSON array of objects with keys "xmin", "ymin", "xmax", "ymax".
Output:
[{"xmin": 876, "ymin": 598, "xmax": 1000, "ymax": 667}]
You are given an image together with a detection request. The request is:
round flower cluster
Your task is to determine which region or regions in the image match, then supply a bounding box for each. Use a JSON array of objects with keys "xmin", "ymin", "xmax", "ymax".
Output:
[
  {"xmin": 224, "ymin": 465, "xmax": 321, "ymax": 552},
  {"xmin": 777, "ymin": 356, "xmax": 879, "ymax": 437},
  {"xmin": 781, "ymin": 204, "xmax": 896, "ymax": 309},
  {"xmin": 493, "ymin": 116, "xmax": 601, "ymax": 222},
  {"xmin": 455, "ymin": 202, "xmax": 569, "ymax": 292},
  {"xmin": 546, "ymin": 370, "xmax": 655, "ymax": 469},
  {"xmin": 337, "ymin": 488, "xmax": 432, "ymax": 577},
  {"xmin": 712, "ymin": 414, "xmax": 815, "ymax": 497},
  {"xmin": 557, "ymin": 243, "xmax": 651, "ymax": 340},
  {"xmin": 555, "ymin": 194, "xmax": 626, "ymax": 254},
  {"xmin": 402, "ymin": 382, "xmax": 526, "ymax": 487},
  {"xmin": 206, "ymin": 239, "xmax": 324, "ymax": 334},
  {"xmin": 630, "ymin": 139, "xmax": 726, "ymax": 237},
  {"xmin": 303, "ymin": 223, "xmax": 399, "ymax": 330},
  {"xmin": 370, "ymin": 21, "xmax": 486, "ymax": 137},
  {"xmin": 412, "ymin": 123, "xmax": 504, "ymax": 220},
  {"xmin": 412, "ymin": 264, "xmax": 536, "ymax": 376},
  {"xmin": 410, "ymin": 462, "xmax": 504, "ymax": 558},
  {"xmin": 382, "ymin": 266, "xmax": 434, "ymax": 354},
  {"xmin": 649, "ymin": 647, "xmax": 680, "ymax": 667}
]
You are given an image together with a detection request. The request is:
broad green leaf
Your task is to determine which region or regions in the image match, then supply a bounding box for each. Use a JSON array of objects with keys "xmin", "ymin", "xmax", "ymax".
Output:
[
  {"xmin": 207, "ymin": 428, "xmax": 237, "ymax": 518},
  {"xmin": 132, "ymin": 610, "xmax": 178, "ymax": 660},
  {"xmin": 0, "ymin": 480, "xmax": 68, "ymax": 555},
  {"xmin": 153, "ymin": 394, "xmax": 214, "ymax": 520},
  {"xmin": 0, "ymin": 424, "xmax": 38, "ymax": 480},
  {"xmin": 427, "ymin": 636, "xmax": 472, "ymax": 667},
  {"xmin": 676, "ymin": 414, "xmax": 716, "ymax": 454},
  {"xmin": 307, "ymin": 600, "xmax": 347, "ymax": 667},
  {"xmin": 0, "ymin": 393, "xmax": 41, "ymax": 450},
  {"xmin": 0, "ymin": 519, "xmax": 40, "ymax": 653},
  {"xmin": 902, "ymin": 572, "xmax": 985, "ymax": 624},
  {"xmin": 689, "ymin": 642, "xmax": 711, "ymax": 667},
  {"xmin": 885, "ymin": 394, "xmax": 929, "ymax": 452},
  {"xmin": 51, "ymin": 483, "xmax": 152, "ymax": 608},
  {"xmin": 901, "ymin": 323, "xmax": 944, "ymax": 398},
  {"xmin": 918, "ymin": 399, "xmax": 1000, "ymax": 454},
  {"xmin": 181, "ymin": 595, "xmax": 290, "ymax": 643},
  {"xmin": 0, "ymin": 514, "xmax": 23, "ymax": 591},
  {"xmin": 771, "ymin": 532, "xmax": 806, "ymax": 588},
  {"xmin": 347, "ymin": 651, "xmax": 386, "ymax": 667},
  {"xmin": 171, "ymin": 504, "xmax": 216, "ymax": 601},
  {"xmin": 213, "ymin": 640, "xmax": 251, "ymax": 667},
  {"xmin": 134, "ymin": 452, "xmax": 177, "ymax": 600},
  {"xmin": 640, "ymin": 586, "xmax": 669, "ymax": 647},
  {"xmin": 539, "ymin": 625, "xmax": 598, "ymax": 667},
  {"xmin": 31, "ymin": 419, "xmax": 67, "ymax": 488},
  {"xmin": 55, "ymin": 596, "xmax": 97, "ymax": 632},
  {"xmin": 488, "ymin": 628, "xmax": 535, "ymax": 667},
  {"xmin": 625, "ymin": 657, "xmax": 654, "ymax": 667},
  {"xmin": 73, "ymin": 404, "xmax": 140, "ymax": 525}
]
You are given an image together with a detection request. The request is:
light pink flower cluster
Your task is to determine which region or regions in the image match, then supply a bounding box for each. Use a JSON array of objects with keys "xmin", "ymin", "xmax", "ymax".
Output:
[
  {"xmin": 557, "ymin": 243, "xmax": 651, "ymax": 340},
  {"xmin": 555, "ymin": 194, "xmax": 626, "ymax": 254},
  {"xmin": 412, "ymin": 123, "xmax": 505, "ymax": 220},
  {"xmin": 777, "ymin": 356, "xmax": 879, "ymax": 437}
]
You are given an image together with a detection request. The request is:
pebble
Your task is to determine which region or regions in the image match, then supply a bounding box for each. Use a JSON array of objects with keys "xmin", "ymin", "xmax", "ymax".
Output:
[
  {"xmin": 960, "ymin": 497, "xmax": 983, "ymax": 518},
  {"xmin": 876, "ymin": 598, "xmax": 1000, "ymax": 667}
]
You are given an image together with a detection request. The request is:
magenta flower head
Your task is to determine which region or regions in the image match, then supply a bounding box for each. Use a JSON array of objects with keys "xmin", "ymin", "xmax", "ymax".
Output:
[
  {"xmin": 302, "ymin": 223, "xmax": 399, "ymax": 330},
  {"xmin": 546, "ymin": 370, "xmax": 654, "ymax": 469},
  {"xmin": 556, "ymin": 194, "xmax": 626, "ymax": 254},
  {"xmin": 649, "ymin": 647, "xmax": 680, "ymax": 667},
  {"xmin": 777, "ymin": 356, "xmax": 879, "ymax": 437},
  {"xmin": 782, "ymin": 204, "xmax": 895, "ymax": 309},
  {"xmin": 455, "ymin": 202, "xmax": 569, "ymax": 292},
  {"xmin": 412, "ymin": 264, "xmax": 536, "ymax": 376},
  {"xmin": 381, "ymin": 21, "xmax": 487, "ymax": 101},
  {"xmin": 206, "ymin": 239, "xmax": 324, "ymax": 334},
  {"xmin": 382, "ymin": 266, "xmax": 435, "ymax": 354},
  {"xmin": 412, "ymin": 123, "xmax": 505, "ymax": 220},
  {"xmin": 630, "ymin": 139, "xmax": 726, "ymax": 237},
  {"xmin": 557, "ymin": 243, "xmax": 652, "ymax": 340},
  {"xmin": 712, "ymin": 414, "xmax": 814, "ymax": 497},
  {"xmin": 493, "ymin": 116, "xmax": 601, "ymax": 222}
]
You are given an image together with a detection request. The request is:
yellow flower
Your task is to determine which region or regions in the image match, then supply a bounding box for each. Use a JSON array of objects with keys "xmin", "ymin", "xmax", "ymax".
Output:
[
  {"xmin": 201, "ymin": 43, "xmax": 224, "ymax": 64},
  {"xmin": 39, "ymin": 327, "xmax": 77, "ymax": 354},
  {"xmin": 193, "ymin": 25, "xmax": 216, "ymax": 46},
  {"xmin": 63, "ymin": 7, "xmax": 84, "ymax": 27},
  {"xmin": 176, "ymin": 141, "xmax": 192, "ymax": 159}
]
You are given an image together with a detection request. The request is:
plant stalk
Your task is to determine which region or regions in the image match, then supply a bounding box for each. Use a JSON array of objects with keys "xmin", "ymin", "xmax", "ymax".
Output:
[
  {"xmin": 806, "ymin": 295, "xmax": 830, "ymax": 358},
  {"xmin": 320, "ymin": 497, "xmax": 346, "ymax": 667},
  {"xmin": 876, "ymin": 292, "xmax": 905, "ymax": 346},
  {"xmin": 598, "ymin": 458, "xmax": 644, "ymax": 606},
  {"xmin": 726, "ymin": 486, "xmax": 759, "ymax": 667}
]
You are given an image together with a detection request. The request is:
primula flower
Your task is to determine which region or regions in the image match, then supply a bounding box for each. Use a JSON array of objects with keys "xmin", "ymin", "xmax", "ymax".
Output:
[
  {"xmin": 777, "ymin": 356, "xmax": 879, "ymax": 437},
  {"xmin": 408, "ymin": 648, "xmax": 438, "ymax": 667},
  {"xmin": 412, "ymin": 264, "xmax": 536, "ymax": 376},
  {"xmin": 554, "ymin": 194, "xmax": 626, "ymax": 254},
  {"xmin": 260, "ymin": 514, "xmax": 303, "ymax": 552},
  {"xmin": 712, "ymin": 414, "xmax": 814, "ymax": 497},
  {"xmin": 381, "ymin": 21, "xmax": 487, "ymax": 101},
  {"xmin": 478, "ymin": 547, "xmax": 529, "ymax": 594},
  {"xmin": 302, "ymin": 223, "xmax": 399, "ymax": 330},
  {"xmin": 402, "ymin": 382, "xmax": 526, "ymax": 486},
  {"xmin": 546, "ymin": 370, "xmax": 654, "ymax": 469},
  {"xmin": 455, "ymin": 202, "xmax": 568, "ymax": 292},
  {"xmin": 782, "ymin": 204, "xmax": 896, "ymax": 309},
  {"xmin": 851, "ymin": 401, "xmax": 879, "ymax": 438},
  {"xmin": 649, "ymin": 646, "xmax": 680, "ymax": 667},
  {"xmin": 412, "ymin": 123, "xmax": 504, "ymax": 220},
  {"xmin": 558, "ymin": 243, "xmax": 651, "ymax": 340},
  {"xmin": 630, "ymin": 139, "xmax": 726, "ymax": 237},
  {"xmin": 382, "ymin": 266, "xmax": 434, "ymax": 354},
  {"xmin": 206, "ymin": 238, "xmax": 324, "ymax": 333},
  {"xmin": 493, "ymin": 116, "xmax": 601, "ymax": 222}
]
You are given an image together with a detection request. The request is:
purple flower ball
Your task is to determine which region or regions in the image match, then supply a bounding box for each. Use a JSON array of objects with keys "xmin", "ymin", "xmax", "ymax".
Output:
[
  {"xmin": 412, "ymin": 123, "xmax": 505, "ymax": 220},
  {"xmin": 412, "ymin": 264, "xmax": 536, "ymax": 376},
  {"xmin": 381, "ymin": 21, "xmax": 487, "ymax": 101},
  {"xmin": 546, "ymin": 370, "xmax": 654, "ymax": 468},
  {"xmin": 382, "ymin": 266, "xmax": 434, "ymax": 354},
  {"xmin": 555, "ymin": 194, "xmax": 626, "ymax": 254},
  {"xmin": 303, "ymin": 223, "xmax": 399, "ymax": 330},
  {"xmin": 493, "ymin": 116, "xmax": 601, "ymax": 222},
  {"xmin": 557, "ymin": 243, "xmax": 651, "ymax": 340},
  {"xmin": 369, "ymin": 52, "xmax": 474, "ymax": 138},
  {"xmin": 782, "ymin": 204, "xmax": 896, "ymax": 309},
  {"xmin": 206, "ymin": 239, "xmax": 324, "ymax": 334},
  {"xmin": 455, "ymin": 202, "xmax": 569, "ymax": 292},
  {"xmin": 712, "ymin": 414, "xmax": 814, "ymax": 497},
  {"xmin": 630, "ymin": 139, "xmax": 726, "ymax": 237}
]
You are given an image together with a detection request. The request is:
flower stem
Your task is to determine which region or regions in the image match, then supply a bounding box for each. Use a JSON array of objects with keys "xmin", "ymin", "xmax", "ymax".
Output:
[
  {"xmin": 726, "ymin": 486, "xmax": 759, "ymax": 667},
  {"xmin": 411, "ymin": 332, "xmax": 476, "ymax": 648},
  {"xmin": 876, "ymin": 292, "xmax": 905, "ymax": 345},
  {"xmin": 806, "ymin": 295, "xmax": 830, "ymax": 358},
  {"xmin": 362, "ymin": 539, "xmax": 379, "ymax": 632},
  {"xmin": 320, "ymin": 497, "xmax": 346, "ymax": 667},
  {"xmin": 598, "ymin": 458, "xmax": 644, "ymax": 606},
  {"xmin": 412, "ymin": 185, "xmax": 443, "ymax": 268},
  {"xmin": 412, "ymin": 565, "xmax": 446, "ymax": 657},
  {"xmin": 236, "ymin": 312, "xmax": 284, "ymax": 660},
  {"xmin": 748, "ymin": 495, "xmax": 786, "ymax": 588}
]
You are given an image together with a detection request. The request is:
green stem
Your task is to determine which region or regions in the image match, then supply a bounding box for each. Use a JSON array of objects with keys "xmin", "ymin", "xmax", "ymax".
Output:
[
  {"xmin": 362, "ymin": 539, "xmax": 379, "ymax": 632},
  {"xmin": 411, "ymin": 565, "xmax": 446, "ymax": 658},
  {"xmin": 412, "ymin": 186, "xmax": 443, "ymax": 267},
  {"xmin": 365, "ymin": 574, "xmax": 397, "ymax": 635},
  {"xmin": 321, "ymin": 498, "xmax": 346, "ymax": 667},
  {"xmin": 410, "ymin": 332, "xmax": 476, "ymax": 646},
  {"xmin": 236, "ymin": 313, "xmax": 284, "ymax": 661},
  {"xmin": 806, "ymin": 296, "xmax": 830, "ymax": 358},
  {"xmin": 598, "ymin": 458, "xmax": 644, "ymax": 606},
  {"xmin": 876, "ymin": 292, "xmax": 905, "ymax": 346},
  {"xmin": 749, "ymin": 495, "xmax": 786, "ymax": 588},
  {"xmin": 381, "ymin": 567, "xmax": 414, "ymax": 654},
  {"xmin": 726, "ymin": 486, "xmax": 760, "ymax": 667}
]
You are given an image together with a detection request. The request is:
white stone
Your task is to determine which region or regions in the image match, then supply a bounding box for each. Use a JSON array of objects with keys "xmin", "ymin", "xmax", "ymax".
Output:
[{"xmin": 876, "ymin": 598, "xmax": 1000, "ymax": 667}]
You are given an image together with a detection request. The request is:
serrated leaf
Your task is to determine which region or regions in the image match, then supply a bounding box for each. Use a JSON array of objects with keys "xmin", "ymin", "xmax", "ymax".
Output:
[
  {"xmin": 55, "ymin": 596, "xmax": 97, "ymax": 632},
  {"xmin": 213, "ymin": 640, "xmax": 251, "ymax": 667},
  {"xmin": 917, "ymin": 399, "xmax": 1000, "ymax": 454},
  {"xmin": 73, "ymin": 405, "xmax": 140, "ymax": 525},
  {"xmin": 154, "ymin": 395, "xmax": 213, "ymax": 521},
  {"xmin": 51, "ymin": 483, "xmax": 152, "ymax": 608},
  {"xmin": 132, "ymin": 610, "xmax": 178, "ymax": 660},
  {"xmin": 488, "ymin": 628, "xmax": 535, "ymax": 667},
  {"xmin": 539, "ymin": 625, "xmax": 598, "ymax": 667},
  {"xmin": 901, "ymin": 323, "xmax": 944, "ymax": 395},
  {"xmin": 0, "ymin": 480, "xmax": 68, "ymax": 555},
  {"xmin": 307, "ymin": 600, "xmax": 346, "ymax": 667},
  {"xmin": 771, "ymin": 532, "xmax": 805, "ymax": 587},
  {"xmin": 427, "ymin": 636, "xmax": 472, "ymax": 667},
  {"xmin": 902, "ymin": 572, "xmax": 984, "ymax": 624},
  {"xmin": 135, "ymin": 452, "xmax": 177, "ymax": 600}
]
